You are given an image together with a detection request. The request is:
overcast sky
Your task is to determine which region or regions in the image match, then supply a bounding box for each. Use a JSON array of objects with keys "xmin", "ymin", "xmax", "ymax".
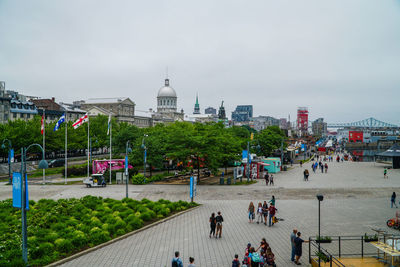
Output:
[{"xmin": 0, "ymin": 0, "xmax": 399, "ymax": 124}]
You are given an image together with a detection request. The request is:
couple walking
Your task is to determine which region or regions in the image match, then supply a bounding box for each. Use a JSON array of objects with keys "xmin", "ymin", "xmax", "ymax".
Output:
[{"xmin": 209, "ymin": 211, "xmax": 224, "ymax": 238}]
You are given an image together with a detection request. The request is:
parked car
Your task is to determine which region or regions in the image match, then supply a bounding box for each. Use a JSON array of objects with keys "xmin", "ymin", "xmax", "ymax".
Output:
[{"xmin": 48, "ymin": 159, "xmax": 65, "ymax": 168}]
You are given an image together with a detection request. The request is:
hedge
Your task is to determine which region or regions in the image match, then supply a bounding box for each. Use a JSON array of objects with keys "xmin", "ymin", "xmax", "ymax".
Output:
[{"xmin": 0, "ymin": 196, "xmax": 197, "ymax": 266}]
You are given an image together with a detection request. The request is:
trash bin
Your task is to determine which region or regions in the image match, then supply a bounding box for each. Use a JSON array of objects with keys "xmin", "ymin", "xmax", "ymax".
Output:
[
  {"xmin": 227, "ymin": 178, "xmax": 231, "ymax": 185},
  {"xmin": 220, "ymin": 177, "xmax": 224, "ymax": 185}
]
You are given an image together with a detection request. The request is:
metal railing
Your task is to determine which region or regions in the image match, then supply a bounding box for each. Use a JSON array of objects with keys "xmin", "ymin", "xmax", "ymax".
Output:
[{"xmin": 307, "ymin": 234, "xmax": 400, "ymax": 266}]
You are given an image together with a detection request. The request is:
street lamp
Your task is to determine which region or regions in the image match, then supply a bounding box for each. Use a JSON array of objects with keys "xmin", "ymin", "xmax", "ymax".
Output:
[
  {"xmin": 21, "ymin": 143, "xmax": 47, "ymax": 264},
  {"xmin": 1, "ymin": 139, "xmax": 12, "ymax": 184},
  {"xmin": 316, "ymin": 194, "xmax": 324, "ymax": 267},
  {"xmin": 125, "ymin": 140, "xmax": 132, "ymax": 198},
  {"xmin": 141, "ymin": 134, "xmax": 148, "ymax": 182}
]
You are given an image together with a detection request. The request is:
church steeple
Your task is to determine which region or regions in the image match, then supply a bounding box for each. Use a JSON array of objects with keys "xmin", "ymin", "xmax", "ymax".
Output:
[{"xmin": 193, "ymin": 93, "xmax": 200, "ymax": 114}]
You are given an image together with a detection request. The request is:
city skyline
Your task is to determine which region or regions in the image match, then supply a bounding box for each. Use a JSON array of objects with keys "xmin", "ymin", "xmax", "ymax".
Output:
[{"xmin": 0, "ymin": 0, "xmax": 399, "ymax": 124}]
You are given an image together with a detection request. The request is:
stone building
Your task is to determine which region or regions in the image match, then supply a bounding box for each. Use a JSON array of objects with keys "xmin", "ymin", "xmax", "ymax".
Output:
[
  {"xmin": 312, "ymin": 118, "xmax": 327, "ymax": 137},
  {"xmin": 80, "ymin": 98, "xmax": 136, "ymax": 124},
  {"xmin": 152, "ymin": 78, "xmax": 184, "ymax": 123},
  {"xmin": 0, "ymin": 81, "xmax": 10, "ymax": 123}
]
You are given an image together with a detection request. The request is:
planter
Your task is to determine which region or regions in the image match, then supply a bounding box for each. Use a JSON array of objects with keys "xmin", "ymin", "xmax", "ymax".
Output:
[
  {"xmin": 364, "ymin": 238, "xmax": 378, "ymax": 243},
  {"xmin": 316, "ymin": 240, "xmax": 332, "ymax": 244}
]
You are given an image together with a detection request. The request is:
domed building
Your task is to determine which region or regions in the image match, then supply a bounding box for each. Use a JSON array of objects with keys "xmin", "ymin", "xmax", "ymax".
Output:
[
  {"xmin": 157, "ymin": 79, "xmax": 177, "ymax": 113},
  {"xmin": 152, "ymin": 78, "xmax": 184, "ymax": 123}
]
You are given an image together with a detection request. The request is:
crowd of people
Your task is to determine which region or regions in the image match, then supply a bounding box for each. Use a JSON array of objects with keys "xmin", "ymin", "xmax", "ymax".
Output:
[{"xmin": 247, "ymin": 197, "xmax": 277, "ymax": 227}]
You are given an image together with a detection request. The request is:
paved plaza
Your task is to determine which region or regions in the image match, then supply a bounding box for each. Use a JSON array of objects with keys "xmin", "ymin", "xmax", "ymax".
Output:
[{"xmin": 1, "ymin": 161, "xmax": 400, "ymax": 266}]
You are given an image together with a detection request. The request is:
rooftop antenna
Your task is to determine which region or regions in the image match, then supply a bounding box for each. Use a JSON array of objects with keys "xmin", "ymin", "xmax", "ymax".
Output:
[{"xmin": 166, "ymin": 66, "xmax": 169, "ymax": 79}]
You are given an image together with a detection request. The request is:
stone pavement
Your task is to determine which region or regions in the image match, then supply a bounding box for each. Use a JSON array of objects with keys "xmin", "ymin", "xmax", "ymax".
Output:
[
  {"xmin": 1, "ymin": 161, "xmax": 400, "ymax": 266},
  {"xmin": 60, "ymin": 198, "xmax": 397, "ymax": 267}
]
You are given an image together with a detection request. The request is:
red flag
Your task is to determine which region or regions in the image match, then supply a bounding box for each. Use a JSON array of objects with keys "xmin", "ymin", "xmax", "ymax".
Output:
[
  {"xmin": 73, "ymin": 113, "xmax": 88, "ymax": 129},
  {"xmin": 41, "ymin": 115, "xmax": 45, "ymax": 135}
]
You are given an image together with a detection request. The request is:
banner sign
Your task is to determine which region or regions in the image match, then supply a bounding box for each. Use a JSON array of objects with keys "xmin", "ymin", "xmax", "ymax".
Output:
[
  {"xmin": 190, "ymin": 176, "xmax": 197, "ymax": 199},
  {"xmin": 92, "ymin": 159, "xmax": 133, "ymax": 174},
  {"xmin": 12, "ymin": 173, "xmax": 29, "ymax": 210},
  {"xmin": 9, "ymin": 149, "xmax": 14, "ymax": 163}
]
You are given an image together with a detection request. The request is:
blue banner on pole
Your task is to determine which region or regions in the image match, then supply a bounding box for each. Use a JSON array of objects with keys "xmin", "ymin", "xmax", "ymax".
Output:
[
  {"xmin": 125, "ymin": 156, "xmax": 128, "ymax": 172},
  {"xmin": 9, "ymin": 149, "xmax": 14, "ymax": 163},
  {"xmin": 190, "ymin": 176, "xmax": 193, "ymax": 198},
  {"xmin": 12, "ymin": 173, "xmax": 29, "ymax": 209}
]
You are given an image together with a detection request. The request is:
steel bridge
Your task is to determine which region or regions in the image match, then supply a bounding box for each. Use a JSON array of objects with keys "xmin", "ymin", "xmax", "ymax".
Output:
[{"xmin": 327, "ymin": 117, "xmax": 398, "ymax": 128}]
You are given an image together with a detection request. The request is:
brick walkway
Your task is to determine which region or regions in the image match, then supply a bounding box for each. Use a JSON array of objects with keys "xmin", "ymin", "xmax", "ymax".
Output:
[{"xmin": 60, "ymin": 198, "xmax": 397, "ymax": 267}]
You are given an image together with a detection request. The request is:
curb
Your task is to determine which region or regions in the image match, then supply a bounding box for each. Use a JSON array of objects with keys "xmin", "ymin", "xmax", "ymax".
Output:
[{"xmin": 46, "ymin": 204, "xmax": 201, "ymax": 267}]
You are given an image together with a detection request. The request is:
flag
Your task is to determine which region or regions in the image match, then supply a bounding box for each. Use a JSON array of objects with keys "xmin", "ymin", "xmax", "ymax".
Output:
[
  {"xmin": 41, "ymin": 114, "xmax": 45, "ymax": 135},
  {"xmin": 73, "ymin": 113, "xmax": 88, "ymax": 129},
  {"xmin": 53, "ymin": 114, "xmax": 65, "ymax": 131},
  {"xmin": 107, "ymin": 114, "xmax": 111, "ymax": 135}
]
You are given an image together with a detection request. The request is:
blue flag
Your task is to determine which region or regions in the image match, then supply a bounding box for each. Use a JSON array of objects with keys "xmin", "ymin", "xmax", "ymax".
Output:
[{"xmin": 54, "ymin": 114, "xmax": 65, "ymax": 131}]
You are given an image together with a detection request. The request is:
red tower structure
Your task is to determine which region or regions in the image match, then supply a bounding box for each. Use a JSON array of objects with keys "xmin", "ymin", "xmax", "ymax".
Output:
[{"xmin": 297, "ymin": 107, "xmax": 309, "ymax": 136}]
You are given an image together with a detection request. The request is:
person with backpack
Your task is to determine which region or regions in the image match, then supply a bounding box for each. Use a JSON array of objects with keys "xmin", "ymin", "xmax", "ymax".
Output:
[
  {"xmin": 268, "ymin": 204, "xmax": 277, "ymax": 227},
  {"xmin": 248, "ymin": 247, "xmax": 261, "ymax": 267},
  {"xmin": 215, "ymin": 211, "xmax": 224, "ymax": 238},
  {"xmin": 232, "ymin": 254, "xmax": 241, "ymax": 267},
  {"xmin": 243, "ymin": 243, "xmax": 251, "ymax": 266},
  {"xmin": 324, "ymin": 163, "xmax": 328, "ymax": 173},
  {"xmin": 209, "ymin": 212, "xmax": 216, "ymax": 238},
  {"xmin": 248, "ymin": 202, "xmax": 255, "ymax": 223},
  {"xmin": 172, "ymin": 251, "xmax": 183, "ymax": 267},
  {"xmin": 265, "ymin": 247, "xmax": 276, "ymax": 267},
  {"xmin": 262, "ymin": 201, "xmax": 269, "ymax": 226}
]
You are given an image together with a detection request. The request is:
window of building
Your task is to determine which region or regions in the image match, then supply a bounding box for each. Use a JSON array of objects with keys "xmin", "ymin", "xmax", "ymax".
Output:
[
  {"xmin": 11, "ymin": 103, "xmax": 16, "ymax": 108},
  {"xmin": 27, "ymin": 114, "xmax": 30, "ymax": 119},
  {"xmin": 4, "ymin": 114, "xmax": 8, "ymax": 121},
  {"xmin": 13, "ymin": 113, "xmax": 16, "ymax": 118},
  {"xmin": 20, "ymin": 113, "xmax": 24, "ymax": 118}
]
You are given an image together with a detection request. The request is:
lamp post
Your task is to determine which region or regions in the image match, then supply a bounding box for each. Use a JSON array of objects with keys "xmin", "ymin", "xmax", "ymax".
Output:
[
  {"xmin": 1, "ymin": 139, "xmax": 12, "ymax": 184},
  {"xmin": 21, "ymin": 144, "xmax": 48, "ymax": 264},
  {"xmin": 316, "ymin": 194, "xmax": 324, "ymax": 267},
  {"xmin": 125, "ymin": 140, "xmax": 132, "ymax": 198},
  {"xmin": 141, "ymin": 134, "xmax": 148, "ymax": 182}
]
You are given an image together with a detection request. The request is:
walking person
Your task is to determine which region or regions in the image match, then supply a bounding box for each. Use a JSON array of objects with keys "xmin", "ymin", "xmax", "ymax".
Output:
[
  {"xmin": 391, "ymin": 192, "xmax": 398, "ymax": 208},
  {"xmin": 384, "ymin": 168, "xmax": 388, "ymax": 179},
  {"xmin": 232, "ymin": 254, "xmax": 241, "ymax": 267},
  {"xmin": 248, "ymin": 202, "xmax": 255, "ymax": 223},
  {"xmin": 209, "ymin": 212, "xmax": 216, "ymax": 238},
  {"xmin": 256, "ymin": 202, "xmax": 263, "ymax": 224},
  {"xmin": 264, "ymin": 172, "xmax": 269, "ymax": 186},
  {"xmin": 215, "ymin": 211, "xmax": 224, "ymax": 238},
  {"xmin": 262, "ymin": 201, "xmax": 269, "ymax": 225},
  {"xmin": 290, "ymin": 229, "xmax": 298, "ymax": 262},
  {"xmin": 172, "ymin": 251, "xmax": 183, "ymax": 267},
  {"xmin": 324, "ymin": 163, "xmax": 328, "ymax": 173},
  {"xmin": 300, "ymin": 160, "xmax": 303, "ymax": 167},
  {"xmin": 321, "ymin": 164, "xmax": 324, "ymax": 173},
  {"xmin": 269, "ymin": 195, "xmax": 275, "ymax": 207},
  {"xmin": 268, "ymin": 204, "xmax": 277, "ymax": 227},
  {"xmin": 269, "ymin": 175, "xmax": 274, "ymax": 186},
  {"xmin": 294, "ymin": 232, "xmax": 309, "ymax": 265}
]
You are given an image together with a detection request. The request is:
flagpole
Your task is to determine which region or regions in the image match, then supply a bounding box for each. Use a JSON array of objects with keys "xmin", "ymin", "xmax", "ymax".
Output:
[
  {"xmin": 87, "ymin": 115, "xmax": 90, "ymax": 179},
  {"xmin": 109, "ymin": 118, "xmax": 112, "ymax": 184},
  {"xmin": 42, "ymin": 109, "xmax": 46, "ymax": 184},
  {"xmin": 65, "ymin": 112, "xmax": 68, "ymax": 185}
]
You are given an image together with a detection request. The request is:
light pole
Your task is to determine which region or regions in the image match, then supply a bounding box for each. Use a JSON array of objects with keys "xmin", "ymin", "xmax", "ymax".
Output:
[
  {"xmin": 125, "ymin": 140, "xmax": 132, "ymax": 198},
  {"xmin": 316, "ymin": 194, "xmax": 324, "ymax": 267},
  {"xmin": 141, "ymin": 134, "xmax": 148, "ymax": 182},
  {"xmin": 1, "ymin": 139, "xmax": 12, "ymax": 184},
  {"xmin": 21, "ymin": 144, "xmax": 48, "ymax": 264}
]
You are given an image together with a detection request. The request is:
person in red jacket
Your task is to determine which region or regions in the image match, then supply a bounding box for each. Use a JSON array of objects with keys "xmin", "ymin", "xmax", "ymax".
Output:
[{"xmin": 268, "ymin": 204, "xmax": 277, "ymax": 227}]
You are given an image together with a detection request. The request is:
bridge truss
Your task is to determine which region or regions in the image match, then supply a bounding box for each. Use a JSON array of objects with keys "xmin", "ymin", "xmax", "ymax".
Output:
[{"xmin": 327, "ymin": 117, "xmax": 398, "ymax": 128}]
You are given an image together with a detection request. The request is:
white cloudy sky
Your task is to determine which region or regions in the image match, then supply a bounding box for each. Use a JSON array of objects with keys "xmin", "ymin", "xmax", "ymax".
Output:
[{"xmin": 0, "ymin": 0, "xmax": 399, "ymax": 124}]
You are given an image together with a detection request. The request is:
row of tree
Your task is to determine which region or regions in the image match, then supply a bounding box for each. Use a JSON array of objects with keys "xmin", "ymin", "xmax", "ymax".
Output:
[{"xmin": 0, "ymin": 115, "xmax": 286, "ymax": 175}]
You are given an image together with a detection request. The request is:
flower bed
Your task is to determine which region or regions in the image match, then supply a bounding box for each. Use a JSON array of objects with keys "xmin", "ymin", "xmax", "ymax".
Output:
[{"xmin": 0, "ymin": 196, "xmax": 197, "ymax": 267}]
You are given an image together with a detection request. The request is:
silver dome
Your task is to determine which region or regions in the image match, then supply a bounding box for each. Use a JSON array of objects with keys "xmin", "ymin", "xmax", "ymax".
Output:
[{"xmin": 157, "ymin": 79, "xmax": 177, "ymax": 98}]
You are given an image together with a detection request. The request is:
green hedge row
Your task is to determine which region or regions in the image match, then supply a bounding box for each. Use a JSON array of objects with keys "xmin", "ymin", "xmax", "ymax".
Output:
[{"xmin": 0, "ymin": 196, "xmax": 197, "ymax": 266}]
